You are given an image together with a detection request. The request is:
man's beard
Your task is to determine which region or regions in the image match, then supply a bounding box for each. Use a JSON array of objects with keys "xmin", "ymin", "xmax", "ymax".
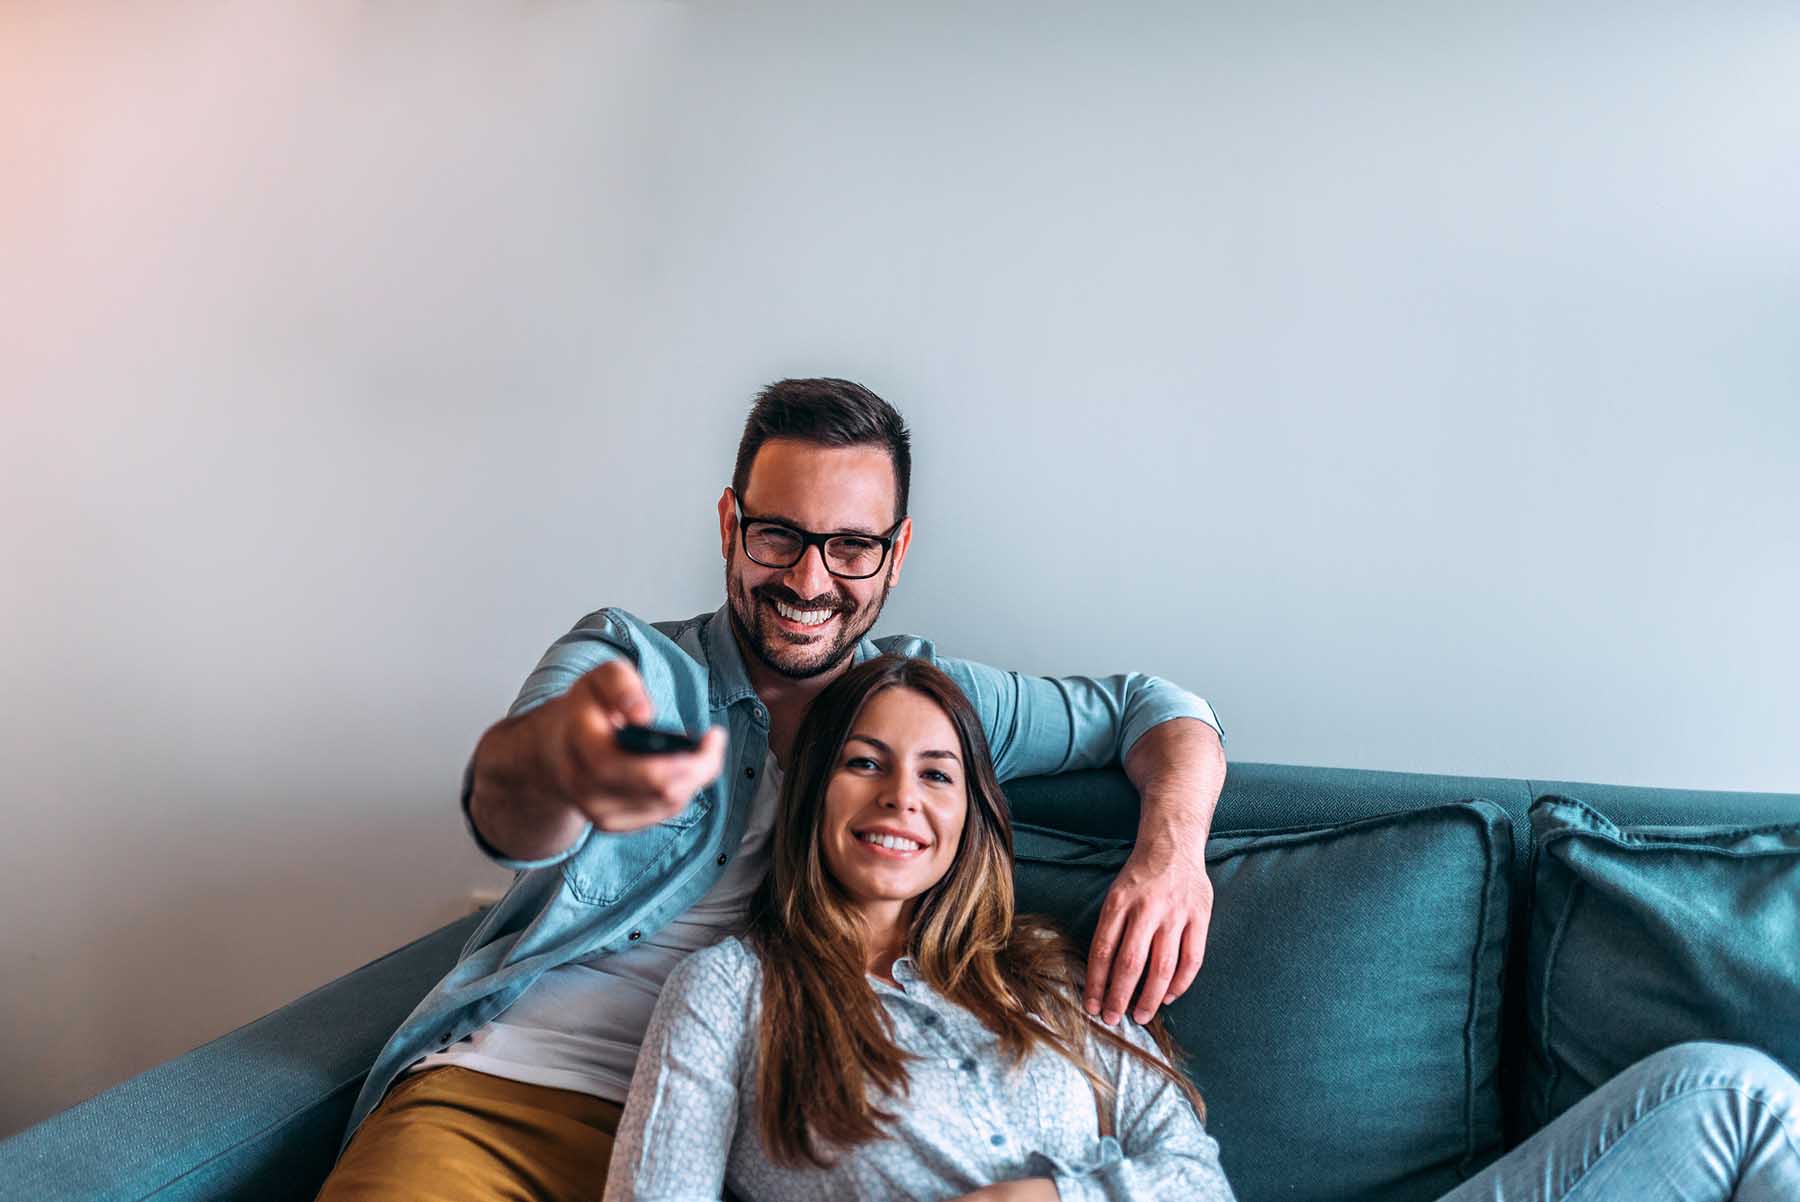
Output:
[{"xmin": 726, "ymin": 570, "xmax": 893, "ymax": 681}]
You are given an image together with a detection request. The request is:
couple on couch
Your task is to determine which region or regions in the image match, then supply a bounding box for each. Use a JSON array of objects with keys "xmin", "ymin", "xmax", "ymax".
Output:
[{"xmin": 317, "ymin": 380, "xmax": 1798, "ymax": 1201}]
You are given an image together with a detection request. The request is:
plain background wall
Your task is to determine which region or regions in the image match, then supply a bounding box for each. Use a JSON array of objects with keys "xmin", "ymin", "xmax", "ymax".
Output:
[{"xmin": 3, "ymin": 0, "xmax": 1796, "ymax": 1138}]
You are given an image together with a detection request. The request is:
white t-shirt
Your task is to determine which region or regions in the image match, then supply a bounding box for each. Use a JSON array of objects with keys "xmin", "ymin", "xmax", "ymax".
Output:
[{"xmin": 409, "ymin": 752, "xmax": 782, "ymax": 1101}]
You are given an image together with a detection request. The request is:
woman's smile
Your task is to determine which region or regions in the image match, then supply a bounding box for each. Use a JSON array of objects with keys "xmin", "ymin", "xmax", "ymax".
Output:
[{"xmin": 852, "ymin": 825, "xmax": 933, "ymax": 856}]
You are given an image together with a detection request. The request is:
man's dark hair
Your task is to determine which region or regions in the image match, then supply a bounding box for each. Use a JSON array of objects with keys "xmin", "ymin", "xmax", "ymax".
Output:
[{"xmin": 732, "ymin": 378, "xmax": 912, "ymax": 522}]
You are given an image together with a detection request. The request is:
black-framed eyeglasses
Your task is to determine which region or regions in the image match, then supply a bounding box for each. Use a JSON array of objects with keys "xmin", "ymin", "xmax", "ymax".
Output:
[{"xmin": 730, "ymin": 491, "xmax": 904, "ymax": 580}]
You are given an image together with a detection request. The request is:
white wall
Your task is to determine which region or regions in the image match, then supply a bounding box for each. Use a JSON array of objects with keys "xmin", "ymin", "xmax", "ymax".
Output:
[{"xmin": 3, "ymin": 0, "xmax": 1796, "ymax": 1137}]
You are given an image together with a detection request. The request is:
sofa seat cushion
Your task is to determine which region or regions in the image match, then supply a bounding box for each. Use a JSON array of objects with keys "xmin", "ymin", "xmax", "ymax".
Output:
[
  {"xmin": 1013, "ymin": 800, "xmax": 1512, "ymax": 1202},
  {"xmin": 1523, "ymin": 796, "xmax": 1800, "ymax": 1132}
]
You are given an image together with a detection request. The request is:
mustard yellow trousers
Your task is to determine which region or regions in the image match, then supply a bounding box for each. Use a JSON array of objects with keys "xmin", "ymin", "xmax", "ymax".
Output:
[{"xmin": 314, "ymin": 1067, "xmax": 623, "ymax": 1202}]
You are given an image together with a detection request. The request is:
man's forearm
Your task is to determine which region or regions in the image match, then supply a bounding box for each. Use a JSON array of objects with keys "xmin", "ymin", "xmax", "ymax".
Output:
[{"xmin": 1122, "ymin": 716, "xmax": 1227, "ymax": 851}]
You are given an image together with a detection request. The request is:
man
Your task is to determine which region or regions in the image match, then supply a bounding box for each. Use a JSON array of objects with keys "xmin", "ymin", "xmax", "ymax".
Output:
[{"xmin": 317, "ymin": 378, "xmax": 1227, "ymax": 1200}]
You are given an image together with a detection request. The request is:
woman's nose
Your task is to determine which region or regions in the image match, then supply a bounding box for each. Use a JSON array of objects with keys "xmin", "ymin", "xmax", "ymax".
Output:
[{"xmin": 880, "ymin": 779, "xmax": 922, "ymax": 812}]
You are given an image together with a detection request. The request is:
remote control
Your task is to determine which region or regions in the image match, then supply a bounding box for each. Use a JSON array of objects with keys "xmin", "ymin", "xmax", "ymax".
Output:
[{"xmin": 615, "ymin": 724, "xmax": 703, "ymax": 755}]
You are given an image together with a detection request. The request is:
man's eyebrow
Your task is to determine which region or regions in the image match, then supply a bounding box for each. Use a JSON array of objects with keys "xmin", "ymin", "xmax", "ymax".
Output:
[
  {"xmin": 846, "ymin": 733, "xmax": 962, "ymax": 764},
  {"xmin": 747, "ymin": 507, "xmax": 885, "ymax": 537}
]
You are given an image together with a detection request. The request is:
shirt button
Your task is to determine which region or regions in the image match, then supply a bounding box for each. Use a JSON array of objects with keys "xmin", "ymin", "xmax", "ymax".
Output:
[
  {"xmin": 717, "ymin": 853, "xmax": 729, "ymax": 865},
  {"xmin": 990, "ymin": 1134, "xmax": 1005, "ymax": 1147},
  {"xmin": 959, "ymin": 1057, "xmax": 977, "ymax": 1072},
  {"xmin": 744, "ymin": 766, "xmax": 755, "ymax": 778},
  {"xmin": 920, "ymin": 1014, "xmax": 937, "ymax": 1026},
  {"xmin": 627, "ymin": 930, "xmax": 642, "ymax": 941}
]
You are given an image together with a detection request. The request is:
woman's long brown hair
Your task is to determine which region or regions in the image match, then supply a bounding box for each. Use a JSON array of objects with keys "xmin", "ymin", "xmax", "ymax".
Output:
[{"xmin": 746, "ymin": 655, "xmax": 1206, "ymax": 1167}]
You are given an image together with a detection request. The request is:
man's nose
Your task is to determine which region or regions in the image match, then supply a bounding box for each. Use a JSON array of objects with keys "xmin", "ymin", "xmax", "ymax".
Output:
[{"xmin": 782, "ymin": 544, "xmax": 835, "ymax": 600}]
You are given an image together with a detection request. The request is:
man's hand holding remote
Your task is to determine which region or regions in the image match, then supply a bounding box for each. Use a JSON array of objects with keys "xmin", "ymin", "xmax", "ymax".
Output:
[{"xmin": 467, "ymin": 659, "xmax": 728, "ymax": 862}]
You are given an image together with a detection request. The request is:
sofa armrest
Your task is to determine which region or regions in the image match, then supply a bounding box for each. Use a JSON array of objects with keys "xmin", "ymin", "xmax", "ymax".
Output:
[{"xmin": 0, "ymin": 912, "xmax": 481, "ymax": 1202}]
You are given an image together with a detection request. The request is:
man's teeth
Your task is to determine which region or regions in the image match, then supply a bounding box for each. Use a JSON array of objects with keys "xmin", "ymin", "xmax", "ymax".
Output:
[
  {"xmin": 773, "ymin": 600, "xmax": 835, "ymax": 627},
  {"xmin": 858, "ymin": 831, "xmax": 925, "ymax": 852}
]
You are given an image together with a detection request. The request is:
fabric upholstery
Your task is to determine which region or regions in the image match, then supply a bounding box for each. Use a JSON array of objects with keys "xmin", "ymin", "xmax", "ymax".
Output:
[
  {"xmin": 0, "ymin": 914, "xmax": 483, "ymax": 1202},
  {"xmin": 1522, "ymin": 795, "xmax": 1800, "ymax": 1132},
  {"xmin": 1013, "ymin": 801, "xmax": 1513, "ymax": 1202}
]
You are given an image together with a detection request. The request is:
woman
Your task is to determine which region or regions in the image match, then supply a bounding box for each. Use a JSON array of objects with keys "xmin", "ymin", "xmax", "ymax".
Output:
[{"xmin": 605, "ymin": 656, "xmax": 1799, "ymax": 1202}]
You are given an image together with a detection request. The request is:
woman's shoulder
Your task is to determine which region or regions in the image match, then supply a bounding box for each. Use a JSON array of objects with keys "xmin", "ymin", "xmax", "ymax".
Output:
[{"xmin": 663, "ymin": 934, "xmax": 766, "ymax": 1003}]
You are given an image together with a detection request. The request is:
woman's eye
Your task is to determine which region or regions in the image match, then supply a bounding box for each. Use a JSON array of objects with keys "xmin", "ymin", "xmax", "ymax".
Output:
[
  {"xmin": 846, "ymin": 755, "xmax": 880, "ymax": 771},
  {"xmin": 924, "ymin": 769, "xmax": 955, "ymax": 785}
]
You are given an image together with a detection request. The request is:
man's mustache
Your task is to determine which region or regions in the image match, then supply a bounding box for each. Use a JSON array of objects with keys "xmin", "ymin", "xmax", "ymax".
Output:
[{"xmin": 755, "ymin": 585, "xmax": 850, "ymax": 613}]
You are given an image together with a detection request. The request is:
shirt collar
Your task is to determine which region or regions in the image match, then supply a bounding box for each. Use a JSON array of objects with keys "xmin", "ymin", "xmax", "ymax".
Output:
[{"xmin": 700, "ymin": 605, "xmax": 760, "ymax": 710}]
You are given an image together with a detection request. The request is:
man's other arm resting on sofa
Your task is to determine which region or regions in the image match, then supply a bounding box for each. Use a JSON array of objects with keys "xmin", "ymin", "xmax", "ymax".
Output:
[
  {"xmin": 931, "ymin": 659, "xmax": 1227, "ymax": 1030},
  {"xmin": 1089, "ymin": 716, "xmax": 1226, "ymax": 1026}
]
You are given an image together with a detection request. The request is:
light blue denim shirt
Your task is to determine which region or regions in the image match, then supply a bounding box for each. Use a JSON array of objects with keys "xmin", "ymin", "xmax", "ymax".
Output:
[
  {"xmin": 341, "ymin": 605, "xmax": 1221, "ymax": 1146},
  {"xmin": 603, "ymin": 937, "xmax": 1236, "ymax": 1202}
]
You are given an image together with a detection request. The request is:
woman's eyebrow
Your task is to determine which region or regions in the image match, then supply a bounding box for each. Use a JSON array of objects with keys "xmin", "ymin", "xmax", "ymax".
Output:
[{"xmin": 846, "ymin": 733, "xmax": 960, "ymax": 764}]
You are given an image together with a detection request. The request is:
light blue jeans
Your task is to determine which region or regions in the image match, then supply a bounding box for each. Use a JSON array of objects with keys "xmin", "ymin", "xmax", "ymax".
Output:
[{"xmin": 1442, "ymin": 1042, "xmax": 1800, "ymax": 1202}]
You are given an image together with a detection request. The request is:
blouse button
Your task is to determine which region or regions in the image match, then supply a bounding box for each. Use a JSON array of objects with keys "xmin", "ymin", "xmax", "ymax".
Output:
[
  {"xmin": 959, "ymin": 1057, "xmax": 977, "ymax": 1072},
  {"xmin": 990, "ymin": 1133, "xmax": 1006, "ymax": 1146}
]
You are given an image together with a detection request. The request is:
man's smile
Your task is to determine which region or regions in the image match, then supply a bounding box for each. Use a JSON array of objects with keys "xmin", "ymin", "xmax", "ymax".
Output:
[
  {"xmin": 757, "ymin": 588, "xmax": 849, "ymax": 640},
  {"xmin": 771, "ymin": 599, "xmax": 836, "ymax": 629}
]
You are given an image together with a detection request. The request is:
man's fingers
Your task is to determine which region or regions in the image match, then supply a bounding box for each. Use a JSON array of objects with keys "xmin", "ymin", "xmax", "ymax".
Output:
[
  {"xmin": 581, "ymin": 659, "xmax": 655, "ymax": 727},
  {"xmin": 1166, "ymin": 912, "xmax": 1208, "ymax": 1004},
  {"xmin": 580, "ymin": 725, "xmax": 727, "ymax": 832},
  {"xmin": 643, "ymin": 727, "xmax": 728, "ymax": 801},
  {"xmin": 1084, "ymin": 899, "xmax": 1128, "ymax": 1016},
  {"xmin": 1100, "ymin": 907, "xmax": 1153, "ymax": 1025},
  {"xmin": 691, "ymin": 725, "xmax": 729, "ymax": 773},
  {"xmin": 1132, "ymin": 924, "xmax": 1180, "ymax": 1024}
]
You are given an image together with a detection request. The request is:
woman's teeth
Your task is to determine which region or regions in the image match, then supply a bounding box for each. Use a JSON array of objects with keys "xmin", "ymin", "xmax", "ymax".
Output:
[
  {"xmin": 774, "ymin": 600, "xmax": 835, "ymax": 627},
  {"xmin": 858, "ymin": 831, "xmax": 925, "ymax": 852}
]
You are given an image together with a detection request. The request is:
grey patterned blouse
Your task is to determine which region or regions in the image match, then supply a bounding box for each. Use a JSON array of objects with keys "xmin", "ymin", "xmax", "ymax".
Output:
[{"xmin": 602, "ymin": 936, "xmax": 1236, "ymax": 1202}]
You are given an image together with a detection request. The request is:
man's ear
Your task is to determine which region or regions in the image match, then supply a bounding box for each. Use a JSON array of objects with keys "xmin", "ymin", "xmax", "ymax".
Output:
[
  {"xmin": 717, "ymin": 488, "xmax": 736, "ymax": 562},
  {"xmin": 886, "ymin": 516, "xmax": 914, "ymax": 587}
]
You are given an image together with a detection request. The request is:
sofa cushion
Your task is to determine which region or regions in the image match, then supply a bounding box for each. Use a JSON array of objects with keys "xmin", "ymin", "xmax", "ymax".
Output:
[
  {"xmin": 1013, "ymin": 800, "xmax": 1512, "ymax": 1202},
  {"xmin": 1523, "ymin": 795, "xmax": 1800, "ymax": 1131}
]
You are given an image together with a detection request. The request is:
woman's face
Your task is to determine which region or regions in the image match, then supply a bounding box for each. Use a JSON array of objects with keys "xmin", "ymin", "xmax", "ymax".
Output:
[{"xmin": 820, "ymin": 686, "xmax": 969, "ymax": 919}]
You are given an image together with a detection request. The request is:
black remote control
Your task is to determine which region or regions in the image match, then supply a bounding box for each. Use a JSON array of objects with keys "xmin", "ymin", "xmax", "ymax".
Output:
[{"xmin": 615, "ymin": 724, "xmax": 702, "ymax": 755}]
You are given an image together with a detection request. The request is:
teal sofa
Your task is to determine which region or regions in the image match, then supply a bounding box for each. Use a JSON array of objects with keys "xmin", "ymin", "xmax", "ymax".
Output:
[{"xmin": 5, "ymin": 762, "xmax": 1796, "ymax": 1202}]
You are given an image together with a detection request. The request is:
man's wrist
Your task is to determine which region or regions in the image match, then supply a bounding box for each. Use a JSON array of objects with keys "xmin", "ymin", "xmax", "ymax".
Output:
[
  {"xmin": 466, "ymin": 720, "xmax": 588, "ymax": 865},
  {"xmin": 1133, "ymin": 795, "xmax": 1208, "ymax": 853}
]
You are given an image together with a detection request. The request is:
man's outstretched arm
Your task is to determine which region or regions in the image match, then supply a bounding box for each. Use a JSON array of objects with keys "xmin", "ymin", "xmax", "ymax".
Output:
[{"xmin": 1087, "ymin": 717, "xmax": 1227, "ymax": 1026}]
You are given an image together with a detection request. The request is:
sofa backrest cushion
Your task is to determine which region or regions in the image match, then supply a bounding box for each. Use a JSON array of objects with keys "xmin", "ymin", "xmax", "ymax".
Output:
[
  {"xmin": 1013, "ymin": 800, "xmax": 1512, "ymax": 1202},
  {"xmin": 1522, "ymin": 795, "xmax": 1800, "ymax": 1133}
]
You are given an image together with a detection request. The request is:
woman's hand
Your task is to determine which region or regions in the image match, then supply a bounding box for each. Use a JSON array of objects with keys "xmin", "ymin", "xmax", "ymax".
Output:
[{"xmin": 949, "ymin": 1178, "xmax": 1059, "ymax": 1201}]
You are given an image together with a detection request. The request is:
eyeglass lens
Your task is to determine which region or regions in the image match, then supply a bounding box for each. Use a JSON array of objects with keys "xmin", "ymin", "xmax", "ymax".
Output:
[{"xmin": 744, "ymin": 523, "xmax": 885, "ymax": 578}]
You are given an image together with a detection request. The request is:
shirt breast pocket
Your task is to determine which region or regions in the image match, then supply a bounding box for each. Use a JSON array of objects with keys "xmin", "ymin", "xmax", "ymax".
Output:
[{"xmin": 560, "ymin": 789, "xmax": 714, "ymax": 906}]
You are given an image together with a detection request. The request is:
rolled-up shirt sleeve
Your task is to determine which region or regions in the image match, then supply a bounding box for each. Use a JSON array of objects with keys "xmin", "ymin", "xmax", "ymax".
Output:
[
  {"xmin": 932, "ymin": 657, "xmax": 1223, "ymax": 783},
  {"xmin": 603, "ymin": 943, "xmax": 757, "ymax": 1202}
]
